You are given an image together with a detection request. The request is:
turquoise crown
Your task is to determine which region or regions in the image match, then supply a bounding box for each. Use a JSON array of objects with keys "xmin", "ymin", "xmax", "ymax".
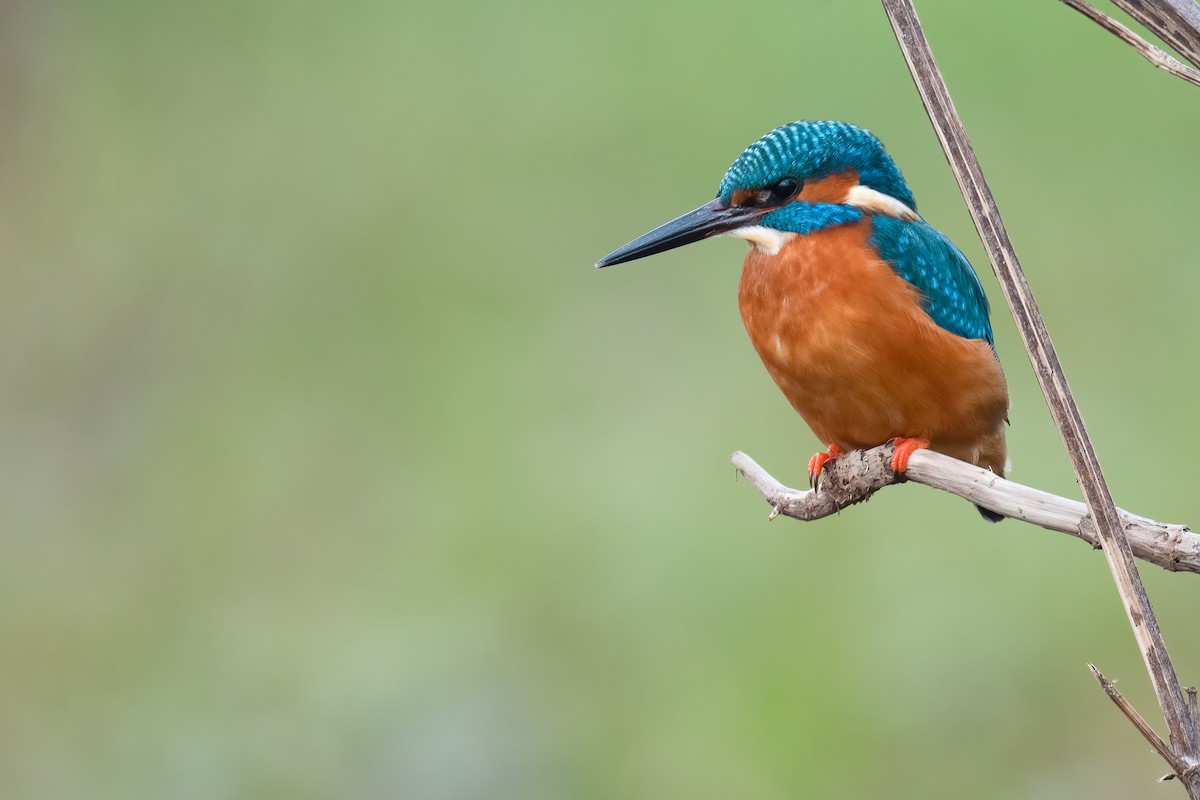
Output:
[{"xmin": 717, "ymin": 121, "xmax": 916, "ymax": 211}]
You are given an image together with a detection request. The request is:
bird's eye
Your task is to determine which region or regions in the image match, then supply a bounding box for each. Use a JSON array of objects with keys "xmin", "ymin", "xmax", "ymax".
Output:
[
  {"xmin": 770, "ymin": 177, "xmax": 799, "ymax": 201},
  {"xmin": 731, "ymin": 179, "xmax": 802, "ymax": 209}
]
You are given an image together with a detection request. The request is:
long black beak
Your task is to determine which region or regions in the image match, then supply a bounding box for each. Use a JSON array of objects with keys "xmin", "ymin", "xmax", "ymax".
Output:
[{"xmin": 595, "ymin": 199, "xmax": 766, "ymax": 268}]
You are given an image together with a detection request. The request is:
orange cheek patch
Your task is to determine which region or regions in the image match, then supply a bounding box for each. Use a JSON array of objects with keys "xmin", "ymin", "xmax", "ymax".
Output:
[{"xmin": 798, "ymin": 170, "xmax": 860, "ymax": 204}]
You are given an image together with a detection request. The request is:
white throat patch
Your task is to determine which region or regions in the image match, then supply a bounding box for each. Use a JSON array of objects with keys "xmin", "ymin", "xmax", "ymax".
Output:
[
  {"xmin": 844, "ymin": 185, "xmax": 920, "ymax": 220},
  {"xmin": 726, "ymin": 226, "xmax": 796, "ymax": 255}
]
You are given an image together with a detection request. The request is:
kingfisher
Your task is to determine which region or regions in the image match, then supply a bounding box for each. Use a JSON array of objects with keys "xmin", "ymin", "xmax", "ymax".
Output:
[{"xmin": 597, "ymin": 120, "xmax": 1008, "ymax": 521}]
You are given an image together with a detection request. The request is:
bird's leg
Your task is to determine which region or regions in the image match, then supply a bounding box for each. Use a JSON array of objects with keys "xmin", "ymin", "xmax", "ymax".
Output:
[
  {"xmin": 807, "ymin": 443, "xmax": 843, "ymax": 490},
  {"xmin": 889, "ymin": 437, "xmax": 930, "ymax": 474}
]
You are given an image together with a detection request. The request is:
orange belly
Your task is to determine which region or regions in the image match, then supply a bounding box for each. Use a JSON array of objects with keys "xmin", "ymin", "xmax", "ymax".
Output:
[{"xmin": 737, "ymin": 219, "xmax": 1009, "ymax": 474}]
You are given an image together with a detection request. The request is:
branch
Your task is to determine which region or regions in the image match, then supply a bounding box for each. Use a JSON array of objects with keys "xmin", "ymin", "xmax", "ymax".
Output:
[
  {"xmin": 1090, "ymin": 664, "xmax": 1184, "ymax": 778},
  {"xmin": 881, "ymin": 0, "xmax": 1200, "ymax": 783},
  {"xmin": 1058, "ymin": 0, "xmax": 1200, "ymax": 87},
  {"xmin": 730, "ymin": 446, "xmax": 1200, "ymax": 575},
  {"xmin": 1109, "ymin": 0, "xmax": 1200, "ymax": 71}
]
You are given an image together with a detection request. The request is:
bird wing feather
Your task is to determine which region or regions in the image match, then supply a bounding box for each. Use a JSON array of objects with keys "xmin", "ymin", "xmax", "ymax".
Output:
[{"xmin": 869, "ymin": 216, "xmax": 994, "ymax": 345}]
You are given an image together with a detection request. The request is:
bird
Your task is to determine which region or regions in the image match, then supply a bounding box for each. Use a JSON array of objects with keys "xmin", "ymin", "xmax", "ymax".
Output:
[{"xmin": 596, "ymin": 120, "xmax": 1008, "ymax": 521}]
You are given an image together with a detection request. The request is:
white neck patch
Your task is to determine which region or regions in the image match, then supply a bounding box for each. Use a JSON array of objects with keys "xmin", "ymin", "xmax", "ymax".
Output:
[
  {"xmin": 725, "ymin": 225, "xmax": 796, "ymax": 255},
  {"xmin": 844, "ymin": 185, "xmax": 920, "ymax": 221}
]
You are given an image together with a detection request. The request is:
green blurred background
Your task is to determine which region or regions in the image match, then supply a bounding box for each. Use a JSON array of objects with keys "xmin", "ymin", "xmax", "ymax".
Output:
[{"xmin": 1, "ymin": 1, "xmax": 1198, "ymax": 797}]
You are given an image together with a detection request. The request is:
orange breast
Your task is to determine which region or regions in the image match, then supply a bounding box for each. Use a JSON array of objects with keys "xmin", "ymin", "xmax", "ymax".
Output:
[{"xmin": 737, "ymin": 219, "xmax": 1009, "ymax": 474}]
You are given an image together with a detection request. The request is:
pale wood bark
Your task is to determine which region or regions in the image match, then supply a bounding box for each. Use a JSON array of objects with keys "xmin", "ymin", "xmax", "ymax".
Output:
[{"xmin": 731, "ymin": 446, "xmax": 1200, "ymax": 576}]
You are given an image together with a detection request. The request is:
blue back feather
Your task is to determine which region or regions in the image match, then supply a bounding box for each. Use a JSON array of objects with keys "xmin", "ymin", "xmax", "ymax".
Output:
[{"xmin": 870, "ymin": 216, "xmax": 994, "ymax": 345}]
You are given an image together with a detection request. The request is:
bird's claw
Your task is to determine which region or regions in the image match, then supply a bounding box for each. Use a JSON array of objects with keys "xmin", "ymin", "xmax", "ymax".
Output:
[
  {"xmin": 889, "ymin": 437, "xmax": 930, "ymax": 474},
  {"xmin": 807, "ymin": 443, "xmax": 843, "ymax": 490}
]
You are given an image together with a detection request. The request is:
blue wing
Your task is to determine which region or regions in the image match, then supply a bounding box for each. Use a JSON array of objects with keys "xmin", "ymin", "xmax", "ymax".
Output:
[{"xmin": 870, "ymin": 216, "xmax": 994, "ymax": 345}]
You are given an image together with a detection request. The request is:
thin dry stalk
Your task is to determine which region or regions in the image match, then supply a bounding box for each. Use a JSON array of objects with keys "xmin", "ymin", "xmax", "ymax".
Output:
[
  {"xmin": 1091, "ymin": 664, "xmax": 1182, "ymax": 775},
  {"xmin": 879, "ymin": 0, "xmax": 1200, "ymax": 791},
  {"xmin": 1109, "ymin": 0, "xmax": 1200, "ymax": 70},
  {"xmin": 1058, "ymin": 0, "xmax": 1200, "ymax": 86}
]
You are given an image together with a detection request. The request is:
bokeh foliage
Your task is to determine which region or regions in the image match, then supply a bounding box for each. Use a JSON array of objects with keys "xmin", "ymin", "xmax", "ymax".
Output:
[{"xmin": 1, "ymin": 1, "xmax": 1198, "ymax": 797}]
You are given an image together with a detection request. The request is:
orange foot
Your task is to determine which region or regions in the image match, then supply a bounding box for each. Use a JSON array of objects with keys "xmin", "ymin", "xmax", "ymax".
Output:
[
  {"xmin": 807, "ymin": 443, "xmax": 843, "ymax": 489},
  {"xmin": 890, "ymin": 437, "xmax": 930, "ymax": 474}
]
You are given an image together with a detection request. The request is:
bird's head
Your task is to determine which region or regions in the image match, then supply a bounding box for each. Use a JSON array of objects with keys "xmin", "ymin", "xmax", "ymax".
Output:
[{"xmin": 597, "ymin": 120, "xmax": 918, "ymax": 267}]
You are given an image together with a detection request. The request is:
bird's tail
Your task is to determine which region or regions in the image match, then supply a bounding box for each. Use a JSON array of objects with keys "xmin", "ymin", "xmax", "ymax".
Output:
[
  {"xmin": 973, "ymin": 427, "xmax": 1008, "ymax": 522},
  {"xmin": 975, "ymin": 504, "xmax": 1005, "ymax": 522}
]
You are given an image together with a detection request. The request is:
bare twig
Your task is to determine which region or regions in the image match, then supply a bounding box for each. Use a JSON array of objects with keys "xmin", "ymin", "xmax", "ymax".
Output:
[
  {"xmin": 1091, "ymin": 664, "xmax": 1182, "ymax": 775},
  {"xmin": 731, "ymin": 447, "xmax": 1200, "ymax": 575},
  {"xmin": 1109, "ymin": 0, "xmax": 1200, "ymax": 70},
  {"xmin": 1058, "ymin": 0, "xmax": 1200, "ymax": 86},
  {"xmin": 881, "ymin": 0, "xmax": 1200, "ymax": 788}
]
